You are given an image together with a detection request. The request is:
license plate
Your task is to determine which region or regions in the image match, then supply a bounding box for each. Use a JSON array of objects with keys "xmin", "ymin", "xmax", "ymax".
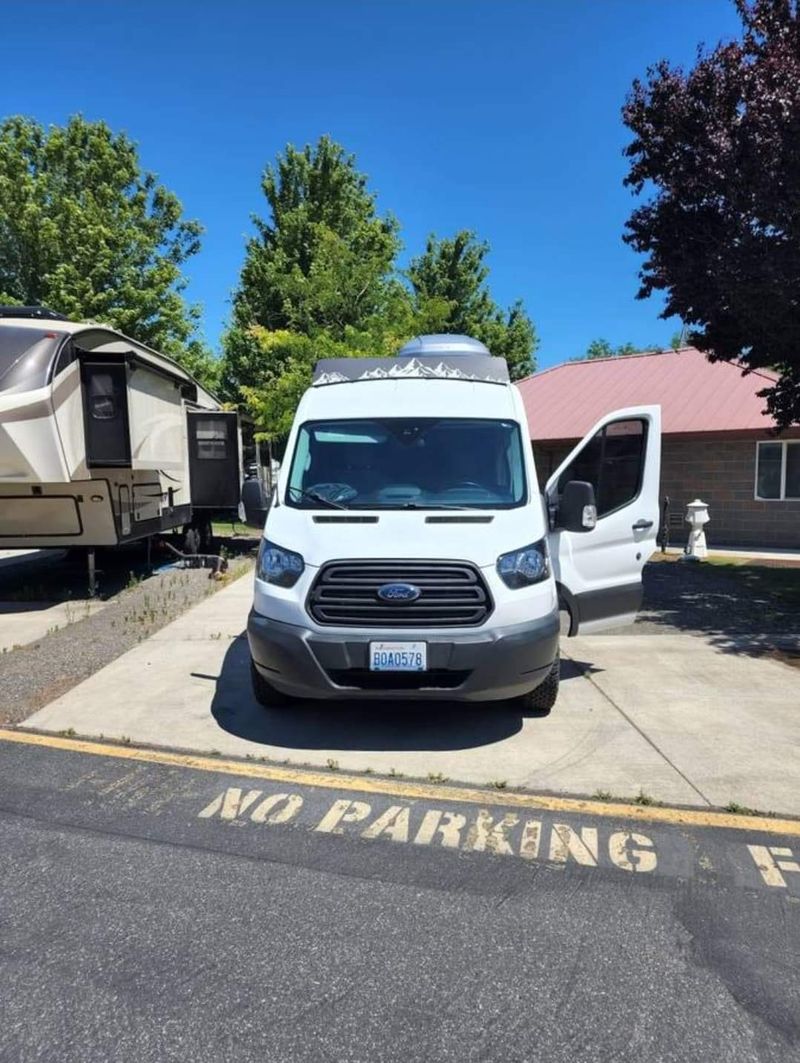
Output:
[{"xmin": 369, "ymin": 641, "xmax": 427, "ymax": 672}]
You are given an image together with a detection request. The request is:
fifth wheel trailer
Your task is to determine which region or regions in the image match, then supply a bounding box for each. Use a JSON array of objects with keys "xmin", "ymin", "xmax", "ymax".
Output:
[{"xmin": 0, "ymin": 307, "xmax": 246, "ymax": 557}]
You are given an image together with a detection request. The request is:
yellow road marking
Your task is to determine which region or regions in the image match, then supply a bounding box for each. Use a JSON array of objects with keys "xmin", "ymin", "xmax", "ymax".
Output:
[{"xmin": 1, "ymin": 727, "xmax": 799, "ymax": 837}]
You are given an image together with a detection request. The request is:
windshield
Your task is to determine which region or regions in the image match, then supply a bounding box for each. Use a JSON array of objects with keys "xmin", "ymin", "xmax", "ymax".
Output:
[
  {"xmin": 286, "ymin": 417, "xmax": 527, "ymax": 509},
  {"xmin": 0, "ymin": 326, "xmax": 62, "ymax": 394}
]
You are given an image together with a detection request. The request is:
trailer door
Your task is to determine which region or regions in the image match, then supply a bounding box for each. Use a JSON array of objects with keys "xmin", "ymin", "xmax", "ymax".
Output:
[
  {"xmin": 187, "ymin": 411, "xmax": 241, "ymax": 509},
  {"xmin": 81, "ymin": 361, "xmax": 131, "ymax": 467}
]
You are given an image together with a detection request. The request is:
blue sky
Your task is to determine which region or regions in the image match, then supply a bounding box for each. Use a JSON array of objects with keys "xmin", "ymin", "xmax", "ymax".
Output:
[{"xmin": 2, "ymin": 1, "xmax": 742, "ymax": 368}]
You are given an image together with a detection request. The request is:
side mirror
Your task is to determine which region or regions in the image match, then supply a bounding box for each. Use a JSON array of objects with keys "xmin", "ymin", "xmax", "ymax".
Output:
[{"xmin": 556, "ymin": 480, "xmax": 597, "ymax": 533}]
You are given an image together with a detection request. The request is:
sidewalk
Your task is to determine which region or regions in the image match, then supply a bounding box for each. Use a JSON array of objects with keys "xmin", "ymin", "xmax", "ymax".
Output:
[
  {"xmin": 665, "ymin": 545, "xmax": 800, "ymax": 562},
  {"xmin": 22, "ymin": 575, "xmax": 800, "ymax": 815}
]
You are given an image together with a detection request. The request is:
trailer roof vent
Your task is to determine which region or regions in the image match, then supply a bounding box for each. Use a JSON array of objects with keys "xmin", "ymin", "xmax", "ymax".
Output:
[
  {"xmin": 396, "ymin": 334, "xmax": 491, "ymax": 359},
  {"xmin": 0, "ymin": 305, "xmax": 69, "ymax": 321}
]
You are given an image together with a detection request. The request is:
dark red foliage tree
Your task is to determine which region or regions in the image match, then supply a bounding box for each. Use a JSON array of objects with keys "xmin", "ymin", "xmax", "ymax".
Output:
[{"xmin": 623, "ymin": 0, "xmax": 800, "ymax": 428}]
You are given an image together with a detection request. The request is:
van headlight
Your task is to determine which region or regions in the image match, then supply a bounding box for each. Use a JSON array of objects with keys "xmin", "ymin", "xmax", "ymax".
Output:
[
  {"xmin": 496, "ymin": 540, "xmax": 550, "ymax": 589},
  {"xmin": 256, "ymin": 539, "xmax": 305, "ymax": 588}
]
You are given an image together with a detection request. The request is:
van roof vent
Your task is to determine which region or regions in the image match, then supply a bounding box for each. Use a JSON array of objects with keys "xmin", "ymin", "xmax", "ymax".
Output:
[{"xmin": 396, "ymin": 334, "xmax": 491, "ymax": 359}]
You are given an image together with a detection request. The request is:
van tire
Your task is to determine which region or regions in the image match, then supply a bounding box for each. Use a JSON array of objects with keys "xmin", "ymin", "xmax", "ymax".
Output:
[
  {"xmin": 250, "ymin": 660, "xmax": 295, "ymax": 708},
  {"xmin": 518, "ymin": 652, "xmax": 559, "ymax": 714}
]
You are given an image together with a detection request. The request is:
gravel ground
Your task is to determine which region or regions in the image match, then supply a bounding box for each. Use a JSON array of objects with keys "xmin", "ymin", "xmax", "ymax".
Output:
[{"xmin": 0, "ymin": 557, "xmax": 254, "ymax": 726}]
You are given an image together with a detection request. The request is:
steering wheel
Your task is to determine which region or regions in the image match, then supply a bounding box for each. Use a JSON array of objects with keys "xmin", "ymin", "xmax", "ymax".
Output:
[
  {"xmin": 450, "ymin": 480, "xmax": 485, "ymax": 491},
  {"xmin": 308, "ymin": 482, "xmax": 358, "ymax": 503}
]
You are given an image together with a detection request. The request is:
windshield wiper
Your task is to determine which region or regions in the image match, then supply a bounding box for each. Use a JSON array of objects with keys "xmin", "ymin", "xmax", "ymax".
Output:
[
  {"xmin": 288, "ymin": 487, "xmax": 349, "ymax": 510},
  {"xmin": 356, "ymin": 502, "xmax": 485, "ymax": 511}
]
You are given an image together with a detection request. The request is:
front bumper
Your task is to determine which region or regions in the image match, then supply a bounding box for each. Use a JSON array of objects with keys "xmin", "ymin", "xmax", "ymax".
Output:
[{"xmin": 247, "ymin": 609, "xmax": 560, "ymax": 702}]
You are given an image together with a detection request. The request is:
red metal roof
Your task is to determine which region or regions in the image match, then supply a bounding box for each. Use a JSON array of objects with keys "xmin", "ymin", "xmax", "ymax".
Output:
[{"xmin": 517, "ymin": 347, "xmax": 780, "ymax": 440}]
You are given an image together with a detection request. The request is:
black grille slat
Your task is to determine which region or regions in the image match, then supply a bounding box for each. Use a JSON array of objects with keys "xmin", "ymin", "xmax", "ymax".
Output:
[{"xmin": 308, "ymin": 559, "xmax": 493, "ymax": 628}]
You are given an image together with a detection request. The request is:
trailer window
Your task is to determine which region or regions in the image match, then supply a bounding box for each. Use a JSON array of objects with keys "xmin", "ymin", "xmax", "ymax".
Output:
[
  {"xmin": 196, "ymin": 418, "xmax": 228, "ymax": 460},
  {"xmin": 88, "ymin": 373, "xmax": 119, "ymax": 420},
  {"xmin": 0, "ymin": 326, "xmax": 62, "ymax": 393}
]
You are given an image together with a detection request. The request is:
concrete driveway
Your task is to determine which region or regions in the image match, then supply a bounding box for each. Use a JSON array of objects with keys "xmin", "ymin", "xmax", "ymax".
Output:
[{"xmin": 24, "ymin": 574, "xmax": 800, "ymax": 815}]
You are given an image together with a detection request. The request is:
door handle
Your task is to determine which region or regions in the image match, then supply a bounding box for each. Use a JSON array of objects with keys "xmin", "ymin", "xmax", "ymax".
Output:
[{"xmin": 632, "ymin": 519, "xmax": 654, "ymax": 531}]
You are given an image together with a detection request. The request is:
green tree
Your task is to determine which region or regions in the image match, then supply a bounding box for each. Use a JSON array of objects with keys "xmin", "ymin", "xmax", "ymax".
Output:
[
  {"xmin": 0, "ymin": 115, "xmax": 209, "ymax": 375},
  {"xmin": 670, "ymin": 330, "xmax": 686, "ymax": 350},
  {"xmin": 584, "ymin": 338, "xmax": 615, "ymax": 360},
  {"xmin": 406, "ymin": 231, "xmax": 537, "ymax": 380},
  {"xmin": 574, "ymin": 338, "xmax": 662, "ymax": 361},
  {"xmin": 623, "ymin": 0, "xmax": 800, "ymax": 427},
  {"xmin": 240, "ymin": 324, "xmax": 405, "ymax": 440},
  {"xmin": 223, "ymin": 136, "xmax": 401, "ymax": 401}
]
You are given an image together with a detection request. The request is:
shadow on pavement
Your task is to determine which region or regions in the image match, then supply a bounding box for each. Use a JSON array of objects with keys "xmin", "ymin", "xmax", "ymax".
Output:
[
  {"xmin": 0, "ymin": 535, "xmax": 257, "ymax": 605},
  {"xmin": 210, "ymin": 635, "xmax": 589, "ymax": 754},
  {"xmin": 631, "ymin": 560, "xmax": 800, "ymax": 662}
]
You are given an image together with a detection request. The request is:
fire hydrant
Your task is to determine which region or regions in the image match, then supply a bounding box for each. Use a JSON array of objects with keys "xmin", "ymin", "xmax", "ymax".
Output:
[{"xmin": 684, "ymin": 498, "xmax": 710, "ymax": 560}]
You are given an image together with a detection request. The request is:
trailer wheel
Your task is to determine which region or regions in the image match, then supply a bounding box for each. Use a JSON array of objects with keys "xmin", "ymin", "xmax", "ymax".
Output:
[
  {"xmin": 197, "ymin": 518, "xmax": 213, "ymax": 554},
  {"xmin": 250, "ymin": 660, "xmax": 295, "ymax": 708}
]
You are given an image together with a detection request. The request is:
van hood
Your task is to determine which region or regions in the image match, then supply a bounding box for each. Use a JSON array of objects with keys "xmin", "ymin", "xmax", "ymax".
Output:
[{"xmin": 263, "ymin": 504, "xmax": 547, "ymax": 569}]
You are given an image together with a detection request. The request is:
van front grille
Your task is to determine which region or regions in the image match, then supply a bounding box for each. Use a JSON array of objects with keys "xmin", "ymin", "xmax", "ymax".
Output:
[{"xmin": 307, "ymin": 560, "xmax": 493, "ymax": 628}]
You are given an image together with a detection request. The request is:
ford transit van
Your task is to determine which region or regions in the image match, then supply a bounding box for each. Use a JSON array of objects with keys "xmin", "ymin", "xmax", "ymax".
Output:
[{"xmin": 248, "ymin": 335, "xmax": 660, "ymax": 712}]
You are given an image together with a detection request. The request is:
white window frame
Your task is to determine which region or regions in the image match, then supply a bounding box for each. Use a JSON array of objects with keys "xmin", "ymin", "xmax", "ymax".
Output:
[{"xmin": 754, "ymin": 440, "xmax": 800, "ymax": 501}]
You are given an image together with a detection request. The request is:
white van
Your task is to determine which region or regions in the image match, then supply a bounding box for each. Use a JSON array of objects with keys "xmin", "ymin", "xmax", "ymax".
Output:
[{"xmin": 248, "ymin": 335, "xmax": 660, "ymax": 712}]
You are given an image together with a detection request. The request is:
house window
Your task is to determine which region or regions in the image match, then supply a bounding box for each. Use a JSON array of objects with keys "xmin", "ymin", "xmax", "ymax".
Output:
[{"xmin": 755, "ymin": 440, "xmax": 800, "ymax": 500}]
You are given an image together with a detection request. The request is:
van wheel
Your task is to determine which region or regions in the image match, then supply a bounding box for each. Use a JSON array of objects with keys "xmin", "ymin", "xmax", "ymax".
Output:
[
  {"xmin": 250, "ymin": 660, "xmax": 295, "ymax": 708},
  {"xmin": 518, "ymin": 653, "xmax": 559, "ymax": 714}
]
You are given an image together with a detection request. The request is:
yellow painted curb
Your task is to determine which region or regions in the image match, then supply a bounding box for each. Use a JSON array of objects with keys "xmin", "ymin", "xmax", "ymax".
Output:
[{"xmin": 2, "ymin": 727, "xmax": 798, "ymax": 836}]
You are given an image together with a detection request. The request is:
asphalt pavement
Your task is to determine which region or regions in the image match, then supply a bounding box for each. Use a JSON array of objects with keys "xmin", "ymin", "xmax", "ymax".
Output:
[{"xmin": 0, "ymin": 732, "xmax": 798, "ymax": 1063}]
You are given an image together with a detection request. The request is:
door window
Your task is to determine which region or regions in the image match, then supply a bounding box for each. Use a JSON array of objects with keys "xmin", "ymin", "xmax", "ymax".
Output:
[
  {"xmin": 557, "ymin": 418, "xmax": 646, "ymax": 517},
  {"xmin": 88, "ymin": 373, "xmax": 119, "ymax": 420}
]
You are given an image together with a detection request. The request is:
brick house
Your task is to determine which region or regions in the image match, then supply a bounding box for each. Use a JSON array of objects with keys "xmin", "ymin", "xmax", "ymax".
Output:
[{"xmin": 517, "ymin": 347, "xmax": 800, "ymax": 549}]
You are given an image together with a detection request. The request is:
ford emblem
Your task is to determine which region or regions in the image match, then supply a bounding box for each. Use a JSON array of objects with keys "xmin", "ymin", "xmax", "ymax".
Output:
[{"xmin": 377, "ymin": 582, "xmax": 421, "ymax": 603}]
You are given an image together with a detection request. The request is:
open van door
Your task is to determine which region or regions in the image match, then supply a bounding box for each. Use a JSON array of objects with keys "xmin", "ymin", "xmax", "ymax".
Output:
[{"xmin": 545, "ymin": 405, "xmax": 661, "ymax": 635}]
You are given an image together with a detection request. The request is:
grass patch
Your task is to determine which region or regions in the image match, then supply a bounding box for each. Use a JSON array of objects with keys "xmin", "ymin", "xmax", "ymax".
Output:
[
  {"xmin": 212, "ymin": 521, "xmax": 260, "ymax": 539},
  {"xmin": 724, "ymin": 800, "xmax": 777, "ymax": 818},
  {"xmin": 632, "ymin": 789, "xmax": 664, "ymax": 807}
]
